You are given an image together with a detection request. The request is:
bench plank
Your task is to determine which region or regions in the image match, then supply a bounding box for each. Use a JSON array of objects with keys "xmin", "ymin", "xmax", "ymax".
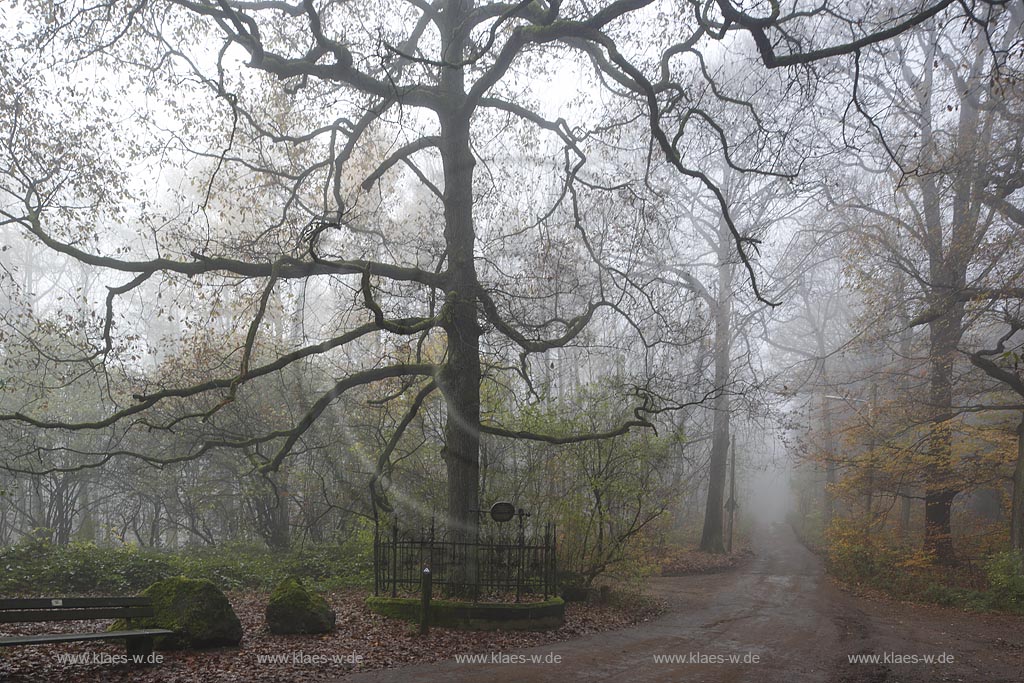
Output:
[
  {"xmin": 0, "ymin": 629, "xmax": 174, "ymax": 647},
  {"xmin": 0, "ymin": 607, "xmax": 154, "ymax": 623},
  {"xmin": 0, "ymin": 597, "xmax": 151, "ymax": 610}
]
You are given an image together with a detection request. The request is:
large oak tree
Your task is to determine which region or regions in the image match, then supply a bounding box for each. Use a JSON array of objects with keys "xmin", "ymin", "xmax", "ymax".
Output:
[{"xmin": 1, "ymin": 0, "xmax": 974, "ymax": 561}]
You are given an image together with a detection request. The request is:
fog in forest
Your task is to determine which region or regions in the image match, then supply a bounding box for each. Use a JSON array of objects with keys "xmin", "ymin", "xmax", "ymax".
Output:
[{"xmin": 0, "ymin": 1, "xmax": 1022, "ymax": 681}]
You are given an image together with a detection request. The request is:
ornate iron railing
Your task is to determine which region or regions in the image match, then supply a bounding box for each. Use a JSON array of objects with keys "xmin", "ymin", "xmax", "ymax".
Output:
[{"xmin": 373, "ymin": 519, "xmax": 557, "ymax": 602}]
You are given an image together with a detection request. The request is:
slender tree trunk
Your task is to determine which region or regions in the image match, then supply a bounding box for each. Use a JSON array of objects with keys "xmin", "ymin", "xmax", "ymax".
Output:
[
  {"xmin": 30, "ymin": 478, "xmax": 45, "ymax": 534},
  {"xmin": 1011, "ymin": 415, "xmax": 1024, "ymax": 551},
  {"xmin": 864, "ymin": 384, "xmax": 878, "ymax": 523},
  {"xmin": 899, "ymin": 495, "xmax": 913, "ymax": 541},
  {"xmin": 75, "ymin": 481, "xmax": 96, "ymax": 543},
  {"xmin": 821, "ymin": 390, "xmax": 837, "ymax": 530},
  {"xmin": 269, "ymin": 471, "xmax": 291, "ymax": 551},
  {"xmin": 725, "ymin": 434, "xmax": 736, "ymax": 553},
  {"xmin": 898, "ymin": 309, "xmax": 914, "ymax": 541},
  {"xmin": 700, "ymin": 215, "xmax": 733, "ymax": 553},
  {"xmin": 150, "ymin": 497, "xmax": 162, "ymax": 548}
]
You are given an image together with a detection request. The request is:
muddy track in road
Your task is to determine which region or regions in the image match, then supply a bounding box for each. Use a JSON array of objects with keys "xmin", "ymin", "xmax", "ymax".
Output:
[{"xmin": 343, "ymin": 523, "xmax": 1024, "ymax": 682}]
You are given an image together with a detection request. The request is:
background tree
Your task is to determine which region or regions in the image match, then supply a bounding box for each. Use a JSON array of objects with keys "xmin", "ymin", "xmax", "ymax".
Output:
[{"xmin": 823, "ymin": 4, "xmax": 1024, "ymax": 561}]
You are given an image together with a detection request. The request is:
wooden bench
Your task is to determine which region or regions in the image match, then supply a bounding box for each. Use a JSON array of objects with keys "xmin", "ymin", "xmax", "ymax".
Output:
[{"xmin": 0, "ymin": 597, "xmax": 174, "ymax": 662}]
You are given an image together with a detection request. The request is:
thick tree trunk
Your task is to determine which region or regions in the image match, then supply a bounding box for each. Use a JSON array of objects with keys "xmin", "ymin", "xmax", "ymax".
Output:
[
  {"xmin": 923, "ymin": 305, "xmax": 962, "ymax": 564},
  {"xmin": 918, "ymin": 28, "xmax": 995, "ymax": 563},
  {"xmin": 439, "ymin": 121, "xmax": 481, "ymax": 548},
  {"xmin": 700, "ymin": 216, "xmax": 733, "ymax": 554},
  {"xmin": 437, "ymin": 1, "xmax": 481, "ymax": 585}
]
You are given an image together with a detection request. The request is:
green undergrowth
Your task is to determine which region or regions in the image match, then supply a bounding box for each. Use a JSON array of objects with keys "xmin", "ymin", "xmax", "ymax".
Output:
[
  {"xmin": 0, "ymin": 534, "xmax": 373, "ymax": 595},
  {"xmin": 825, "ymin": 524, "xmax": 1024, "ymax": 614}
]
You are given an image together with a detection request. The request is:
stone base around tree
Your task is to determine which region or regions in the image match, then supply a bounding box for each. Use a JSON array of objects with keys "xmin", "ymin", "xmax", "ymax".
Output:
[{"xmin": 366, "ymin": 596, "xmax": 565, "ymax": 631}]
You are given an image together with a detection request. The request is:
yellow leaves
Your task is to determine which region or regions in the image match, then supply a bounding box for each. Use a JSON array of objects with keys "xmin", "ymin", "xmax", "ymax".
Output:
[{"xmin": 895, "ymin": 548, "xmax": 935, "ymax": 572}]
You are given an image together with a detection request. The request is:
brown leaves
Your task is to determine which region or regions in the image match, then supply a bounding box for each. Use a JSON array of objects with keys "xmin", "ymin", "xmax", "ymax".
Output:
[
  {"xmin": 0, "ymin": 588, "xmax": 663, "ymax": 682},
  {"xmin": 658, "ymin": 546, "xmax": 754, "ymax": 576}
]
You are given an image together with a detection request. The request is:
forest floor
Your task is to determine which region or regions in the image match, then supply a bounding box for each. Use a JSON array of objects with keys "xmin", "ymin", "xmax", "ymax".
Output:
[
  {"xmin": 0, "ymin": 584, "xmax": 663, "ymax": 682},
  {"xmin": 343, "ymin": 523, "xmax": 1024, "ymax": 683},
  {"xmin": 2, "ymin": 526, "xmax": 1021, "ymax": 682}
]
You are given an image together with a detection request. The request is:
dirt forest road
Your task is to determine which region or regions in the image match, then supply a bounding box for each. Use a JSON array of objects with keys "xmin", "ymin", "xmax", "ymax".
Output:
[{"xmin": 344, "ymin": 522, "xmax": 1024, "ymax": 683}]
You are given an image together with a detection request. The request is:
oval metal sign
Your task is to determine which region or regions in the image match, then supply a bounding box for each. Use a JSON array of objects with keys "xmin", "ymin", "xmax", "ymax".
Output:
[{"xmin": 489, "ymin": 501, "xmax": 516, "ymax": 523}]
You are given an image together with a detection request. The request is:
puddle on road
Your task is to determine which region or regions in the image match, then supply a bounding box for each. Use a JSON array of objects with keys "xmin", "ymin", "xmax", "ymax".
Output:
[{"xmin": 765, "ymin": 576, "xmax": 795, "ymax": 588}]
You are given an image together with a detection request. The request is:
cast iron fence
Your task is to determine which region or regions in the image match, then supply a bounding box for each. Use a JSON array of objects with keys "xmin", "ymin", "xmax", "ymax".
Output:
[{"xmin": 373, "ymin": 519, "xmax": 556, "ymax": 602}]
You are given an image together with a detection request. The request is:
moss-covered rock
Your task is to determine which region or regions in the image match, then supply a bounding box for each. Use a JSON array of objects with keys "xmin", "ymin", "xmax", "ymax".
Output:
[
  {"xmin": 265, "ymin": 577, "xmax": 336, "ymax": 634},
  {"xmin": 111, "ymin": 576, "xmax": 242, "ymax": 649}
]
